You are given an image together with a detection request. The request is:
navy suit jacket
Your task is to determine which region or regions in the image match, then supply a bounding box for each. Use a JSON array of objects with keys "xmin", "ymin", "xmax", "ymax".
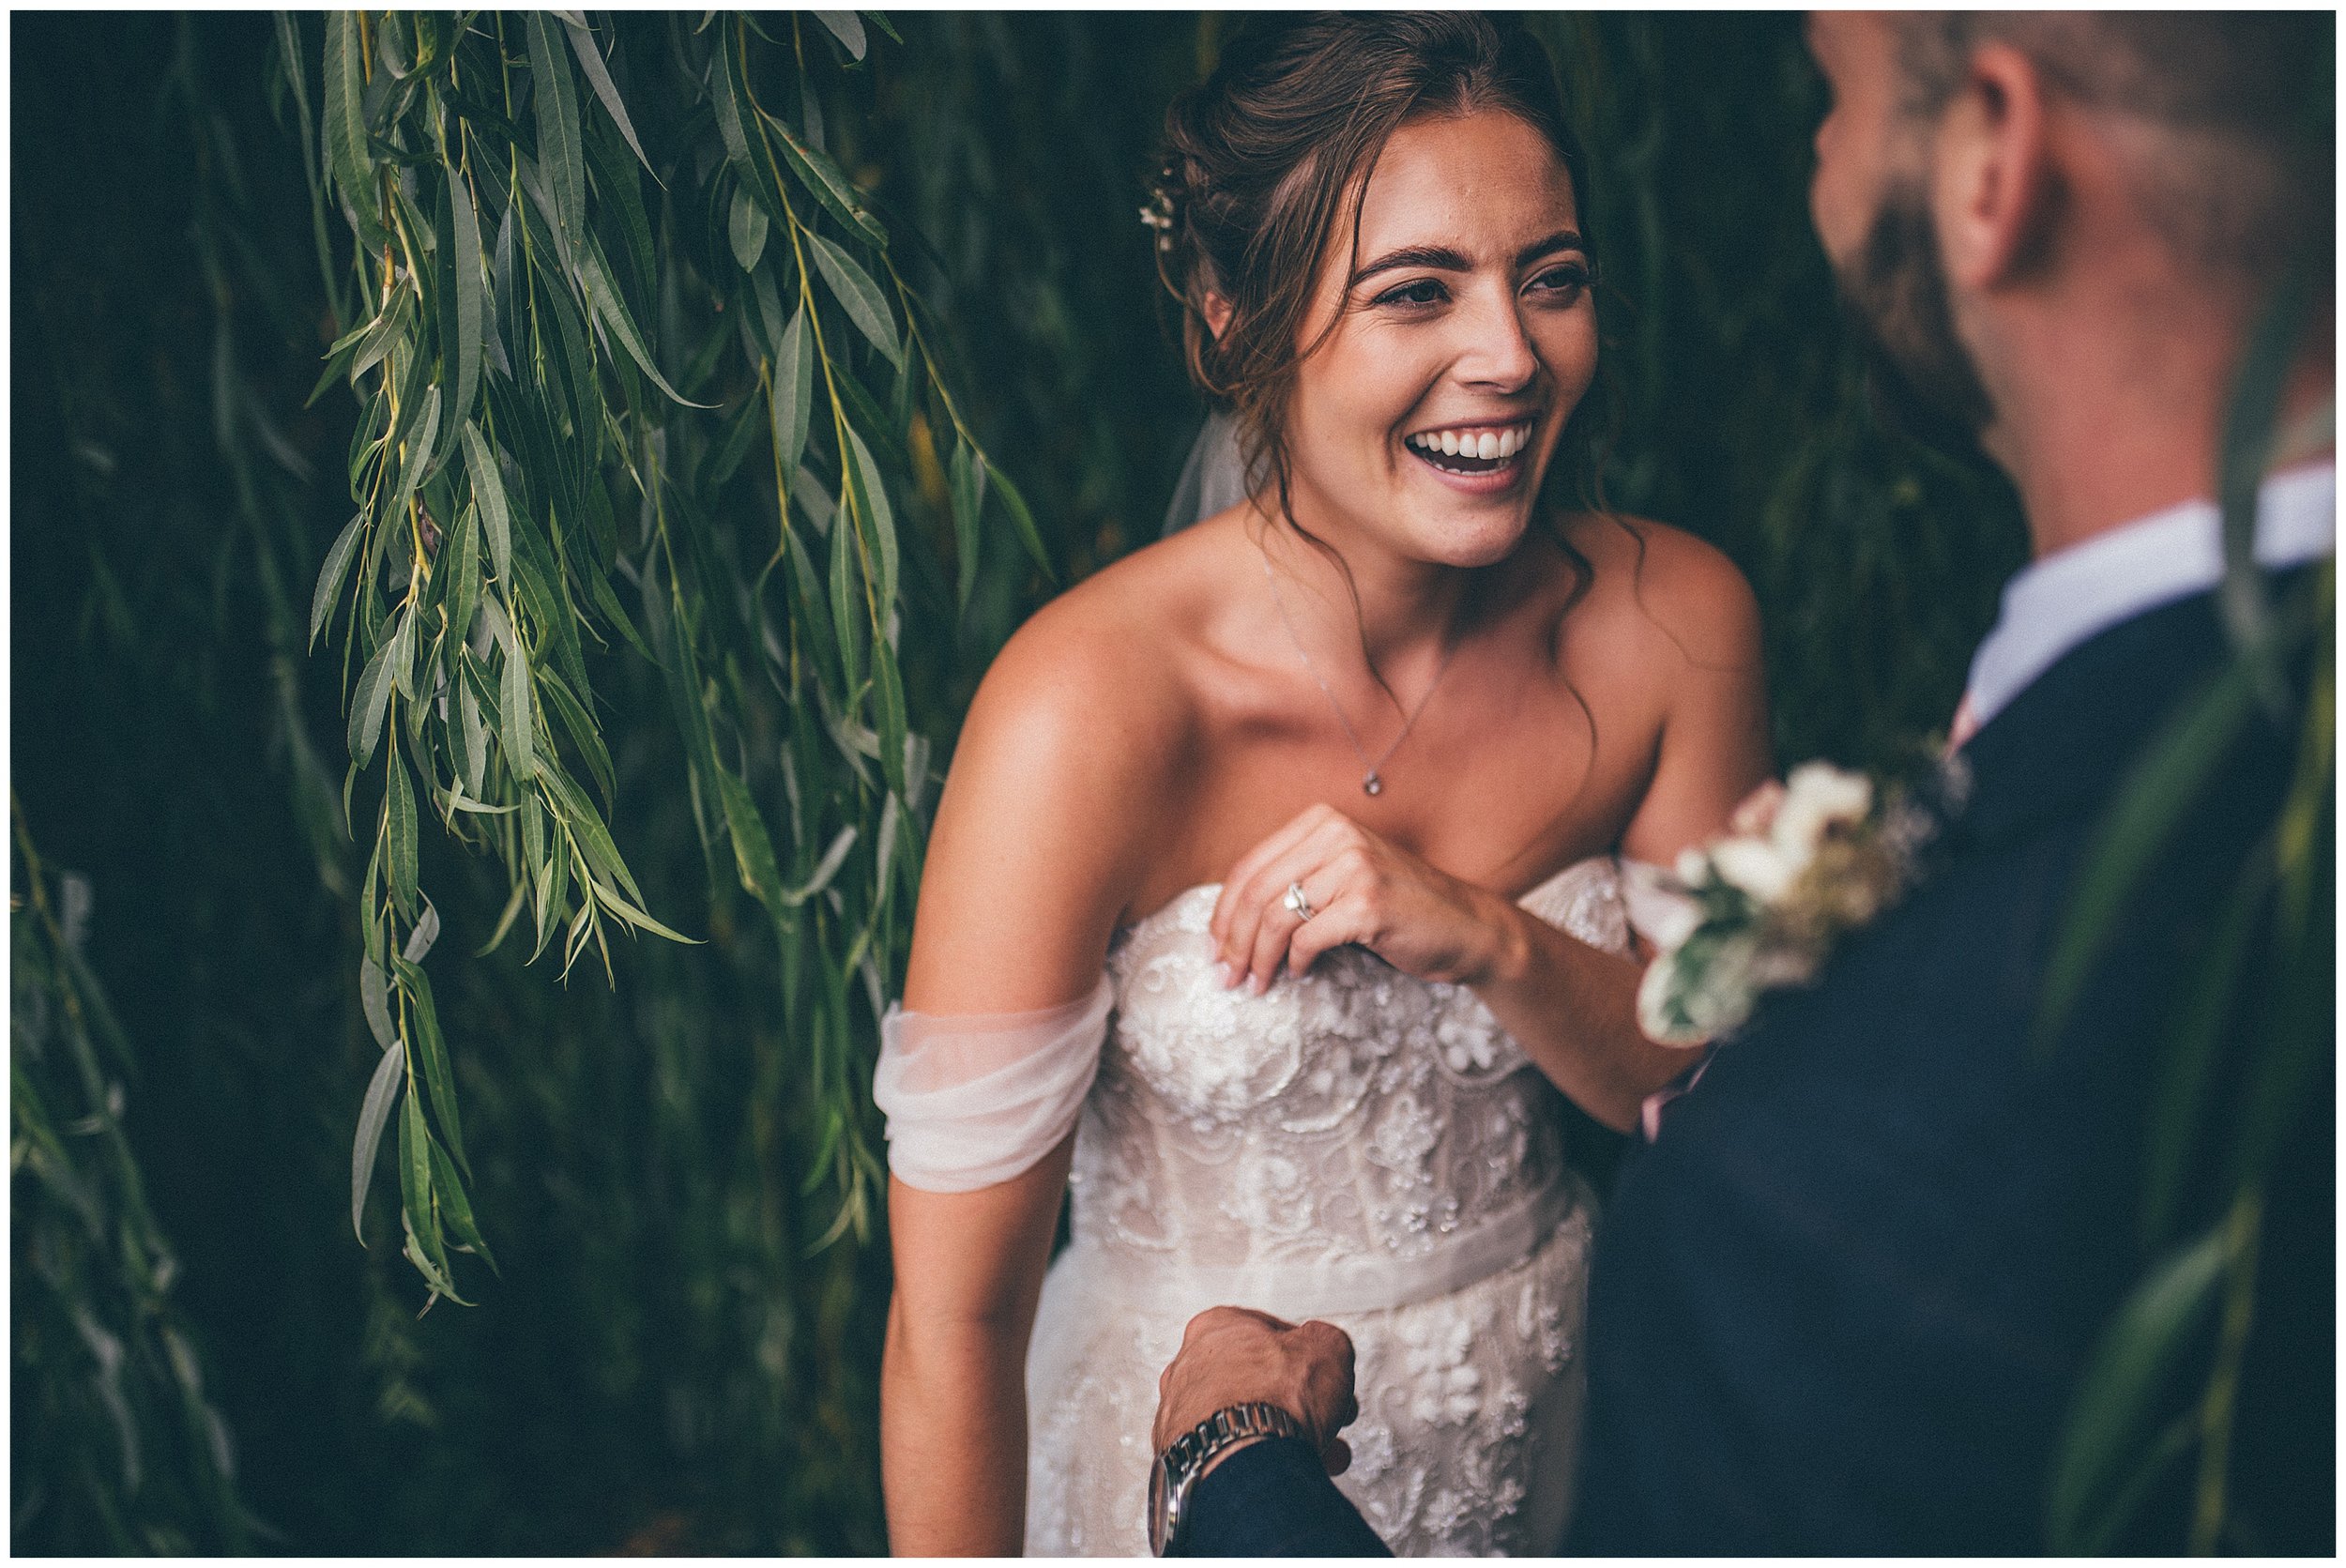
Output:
[{"xmin": 1182, "ymin": 583, "xmax": 2333, "ymax": 1556}]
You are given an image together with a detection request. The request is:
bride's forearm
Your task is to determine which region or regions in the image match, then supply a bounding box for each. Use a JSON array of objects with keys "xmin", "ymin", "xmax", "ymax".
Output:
[
  {"xmin": 881, "ymin": 1301, "xmax": 1031, "ymax": 1555},
  {"xmin": 1467, "ymin": 895, "xmax": 1685, "ymax": 1134}
]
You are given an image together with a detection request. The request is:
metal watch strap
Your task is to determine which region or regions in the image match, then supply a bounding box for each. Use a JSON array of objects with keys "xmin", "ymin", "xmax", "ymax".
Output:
[{"xmin": 1150, "ymin": 1401, "xmax": 1307, "ymax": 1555}]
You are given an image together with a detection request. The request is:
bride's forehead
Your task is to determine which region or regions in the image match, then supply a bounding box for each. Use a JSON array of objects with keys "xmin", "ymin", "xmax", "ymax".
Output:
[{"xmin": 1353, "ymin": 113, "xmax": 1579, "ymax": 248}]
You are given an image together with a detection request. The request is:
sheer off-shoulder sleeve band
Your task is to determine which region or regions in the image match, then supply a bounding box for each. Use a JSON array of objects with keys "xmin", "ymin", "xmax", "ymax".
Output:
[{"xmin": 871, "ymin": 976, "xmax": 1115, "ymax": 1194}]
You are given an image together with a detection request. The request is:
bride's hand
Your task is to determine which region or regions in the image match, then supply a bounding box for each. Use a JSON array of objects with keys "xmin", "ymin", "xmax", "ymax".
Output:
[{"xmin": 1209, "ymin": 803, "xmax": 1523, "ymax": 995}]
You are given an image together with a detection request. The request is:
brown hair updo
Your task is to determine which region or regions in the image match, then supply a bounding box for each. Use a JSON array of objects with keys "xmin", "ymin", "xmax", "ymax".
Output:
[{"xmin": 1152, "ymin": 12, "xmax": 1605, "ymax": 527}]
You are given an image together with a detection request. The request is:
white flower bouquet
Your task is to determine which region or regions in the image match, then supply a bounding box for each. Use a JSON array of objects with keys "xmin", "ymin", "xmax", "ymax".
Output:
[{"xmin": 1635, "ymin": 761, "xmax": 1936, "ymax": 1047}]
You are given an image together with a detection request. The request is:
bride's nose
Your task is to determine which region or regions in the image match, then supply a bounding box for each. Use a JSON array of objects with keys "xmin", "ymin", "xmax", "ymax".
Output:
[{"xmin": 1452, "ymin": 287, "xmax": 1540, "ymax": 392}]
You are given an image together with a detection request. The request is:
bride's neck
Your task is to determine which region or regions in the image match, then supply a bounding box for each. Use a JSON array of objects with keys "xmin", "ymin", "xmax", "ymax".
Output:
[{"xmin": 1252, "ymin": 506, "xmax": 1484, "ymax": 675}]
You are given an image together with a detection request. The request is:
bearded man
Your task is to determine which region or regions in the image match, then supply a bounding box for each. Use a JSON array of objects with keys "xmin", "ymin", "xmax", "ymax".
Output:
[{"xmin": 1146, "ymin": 11, "xmax": 2333, "ymax": 1555}]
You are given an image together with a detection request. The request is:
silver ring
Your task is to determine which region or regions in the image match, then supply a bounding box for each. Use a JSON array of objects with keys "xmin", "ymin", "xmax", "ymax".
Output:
[{"xmin": 1282, "ymin": 881, "xmax": 1316, "ymax": 921}]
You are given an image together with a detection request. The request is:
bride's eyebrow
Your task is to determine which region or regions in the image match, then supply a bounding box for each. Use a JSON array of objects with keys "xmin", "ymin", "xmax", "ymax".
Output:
[
  {"xmin": 1351, "ymin": 242, "xmax": 1471, "ymax": 287},
  {"xmin": 1350, "ymin": 229, "xmax": 1587, "ymax": 288},
  {"xmin": 1514, "ymin": 229, "xmax": 1588, "ymax": 267}
]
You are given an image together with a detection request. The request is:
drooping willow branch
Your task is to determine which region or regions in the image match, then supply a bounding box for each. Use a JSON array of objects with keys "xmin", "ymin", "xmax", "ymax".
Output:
[{"xmin": 289, "ymin": 10, "xmax": 1044, "ymax": 1304}]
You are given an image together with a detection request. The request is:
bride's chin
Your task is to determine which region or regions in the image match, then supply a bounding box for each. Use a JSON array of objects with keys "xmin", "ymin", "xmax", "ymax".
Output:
[{"xmin": 1410, "ymin": 510, "xmax": 1533, "ymax": 570}]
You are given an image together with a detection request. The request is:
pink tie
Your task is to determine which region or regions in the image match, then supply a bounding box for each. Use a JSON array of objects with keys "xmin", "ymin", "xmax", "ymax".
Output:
[
  {"xmin": 1946, "ymin": 693, "xmax": 1981, "ymax": 755},
  {"xmin": 1639, "ymin": 1049, "xmax": 1716, "ymax": 1143}
]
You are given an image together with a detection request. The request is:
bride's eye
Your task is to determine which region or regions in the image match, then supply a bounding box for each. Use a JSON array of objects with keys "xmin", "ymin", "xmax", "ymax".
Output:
[
  {"xmin": 1371, "ymin": 278, "xmax": 1448, "ymax": 310},
  {"xmin": 1527, "ymin": 262, "xmax": 1592, "ymax": 304}
]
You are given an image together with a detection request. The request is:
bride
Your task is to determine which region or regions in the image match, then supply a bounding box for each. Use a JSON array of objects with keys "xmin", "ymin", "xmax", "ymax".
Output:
[{"xmin": 875, "ymin": 14, "xmax": 1768, "ymax": 1556}]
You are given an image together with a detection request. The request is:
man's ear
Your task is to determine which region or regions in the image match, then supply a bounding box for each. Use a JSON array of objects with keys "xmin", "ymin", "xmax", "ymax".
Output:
[
  {"xmin": 1202, "ymin": 290, "xmax": 1234, "ymax": 342},
  {"xmin": 1931, "ymin": 41, "xmax": 2057, "ymax": 291}
]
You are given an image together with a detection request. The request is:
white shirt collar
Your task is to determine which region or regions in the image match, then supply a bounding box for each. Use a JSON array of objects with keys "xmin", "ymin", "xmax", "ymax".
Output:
[{"xmin": 1963, "ymin": 463, "xmax": 2336, "ymax": 731}]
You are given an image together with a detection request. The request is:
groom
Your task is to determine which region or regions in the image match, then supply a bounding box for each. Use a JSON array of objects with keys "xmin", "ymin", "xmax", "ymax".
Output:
[{"xmin": 1147, "ymin": 12, "xmax": 2333, "ymax": 1555}]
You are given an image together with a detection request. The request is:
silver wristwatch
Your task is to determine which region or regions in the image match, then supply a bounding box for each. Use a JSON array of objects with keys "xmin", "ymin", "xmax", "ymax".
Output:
[{"xmin": 1147, "ymin": 1400, "xmax": 1307, "ymax": 1556}]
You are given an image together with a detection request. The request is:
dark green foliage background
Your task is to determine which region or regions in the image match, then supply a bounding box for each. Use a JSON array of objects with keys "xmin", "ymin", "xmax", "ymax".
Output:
[{"xmin": 14, "ymin": 12, "xmax": 2022, "ymax": 1554}]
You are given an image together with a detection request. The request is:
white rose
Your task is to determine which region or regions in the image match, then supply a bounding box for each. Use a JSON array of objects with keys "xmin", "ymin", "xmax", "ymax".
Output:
[
  {"xmin": 1622, "ymin": 860, "xmax": 1704, "ymax": 952},
  {"xmin": 1772, "ymin": 763, "xmax": 1872, "ymax": 860},
  {"xmin": 1710, "ymin": 833, "xmax": 1799, "ymax": 905}
]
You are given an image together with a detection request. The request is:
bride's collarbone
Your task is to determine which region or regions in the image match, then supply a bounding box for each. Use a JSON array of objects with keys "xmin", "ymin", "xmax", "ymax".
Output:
[
  {"xmin": 1086, "ymin": 556, "xmax": 1659, "ymax": 924},
  {"xmin": 1119, "ymin": 770, "xmax": 1637, "ymax": 930}
]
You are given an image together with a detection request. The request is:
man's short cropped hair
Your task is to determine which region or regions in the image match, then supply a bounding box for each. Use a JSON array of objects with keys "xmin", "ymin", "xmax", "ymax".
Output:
[{"xmin": 1893, "ymin": 12, "xmax": 2333, "ymax": 282}]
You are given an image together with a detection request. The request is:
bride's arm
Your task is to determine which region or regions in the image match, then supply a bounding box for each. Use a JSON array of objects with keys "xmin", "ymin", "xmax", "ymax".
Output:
[
  {"xmin": 879, "ymin": 606, "xmax": 1164, "ymax": 1554},
  {"xmin": 1474, "ymin": 528, "xmax": 1773, "ymax": 1124},
  {"xmin": 883, "ymin": 1148, "xmax": 1075, "ymax": 1554}
]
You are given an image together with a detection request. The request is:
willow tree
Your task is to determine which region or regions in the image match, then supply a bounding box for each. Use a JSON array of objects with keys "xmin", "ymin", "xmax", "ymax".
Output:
[{"xmin": 290, "ymin": 10, "xmax": 1046, "ymax": 1299}]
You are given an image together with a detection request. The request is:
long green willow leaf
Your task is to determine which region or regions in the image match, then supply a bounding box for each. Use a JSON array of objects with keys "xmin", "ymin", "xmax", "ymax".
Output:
[
  {"xmin": 807, "ymin": 232, "xmax": 902, "ymax": 371},
  {"xmin": 560, "ymin": 13, "xmax": 656, "ymax": 178},
  {"xmin": 813, "ymin": 11, "xmax": 867, "ymax": 61},
  {"xmin": 460, "ymin": 421, "xmax": 513, "ymax": 586},
  {"xmin": 524, "ymin": 12, "xmax": 587, "ymax": 257},
  {"xmin": 309, "ymin": 511, "xmax": 365, "ymax": 649},
  {"xmin": 347, "ymin": 624, "xmax": 398, "ymax": 767},
  {"xmin": 770, "ymin": 114, "xmax": 888, "ymax": 247},
  {"xmin": 321, "ymin": 11, "xmax": 375, "ymax": 236},
  {"xmin": 350, "ymin": 1039, "xmax": 404, "ymax": 1241},
  {"xmin": 2047, "ymin": 1222, "xmax": 2228, "ymax": 1552},
  {"xmin": 773, "ymin": 305, "xmax": 815, "ymax": 479},
  {"xmin": 579, "ymin": 239, "xmax": 711, "ymax": 407},
  {"xmin": 441, "ymin": 154, "xmax": 484, "ymax": 441}
]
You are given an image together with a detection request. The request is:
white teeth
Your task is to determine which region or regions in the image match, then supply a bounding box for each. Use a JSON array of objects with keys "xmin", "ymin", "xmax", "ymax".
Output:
[{"xmin": 1409, "ymin": 422, "xmax": 1533, "ymax": 462}]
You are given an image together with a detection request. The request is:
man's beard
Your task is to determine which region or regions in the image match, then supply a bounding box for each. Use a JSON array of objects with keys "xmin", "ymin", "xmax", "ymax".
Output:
[{"xmin": 1834, "ymin": 178, "xmax": 1996, "ymax": 458}]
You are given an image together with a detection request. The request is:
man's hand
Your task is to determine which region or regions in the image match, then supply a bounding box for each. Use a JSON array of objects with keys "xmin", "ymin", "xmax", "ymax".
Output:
[{"xmin": 1153, "ymin": 1306, "xmax": 1362, "ymax": 1476}]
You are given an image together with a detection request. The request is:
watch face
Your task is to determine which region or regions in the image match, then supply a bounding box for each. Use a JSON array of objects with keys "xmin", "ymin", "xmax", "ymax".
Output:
[{"xmin": 1147, "ymin": 1454, "xmax": 1170, "ymax": 1554}]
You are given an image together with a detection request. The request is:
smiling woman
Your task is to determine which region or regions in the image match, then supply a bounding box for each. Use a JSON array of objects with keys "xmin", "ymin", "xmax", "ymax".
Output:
[
  {"xmin": 1279, "ymin": 109, "xmax": 1596, "ymax": 559},
  {"xmin": 874, "ymin": 13, "xmax": 1773, "ymax": 1557}
]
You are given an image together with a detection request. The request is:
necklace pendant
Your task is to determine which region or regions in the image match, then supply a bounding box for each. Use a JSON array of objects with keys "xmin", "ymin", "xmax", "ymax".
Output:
[{"xmin": 1363, "ymin": 772, "xmax": 1383, "ymax": 797}]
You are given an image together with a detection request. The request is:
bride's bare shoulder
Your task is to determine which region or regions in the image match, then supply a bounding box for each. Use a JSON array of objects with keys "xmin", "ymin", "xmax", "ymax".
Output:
[
  {"xmin": 910, "ymin": 520, "xmax": 1230, "ymax": 995},
  {"xmin": 950, "ymin": 516, "xmax": 1230, "ymax": 811},
  {"xmin": 1553, "ymin": 510, "xmax": 1760, "ymax": 672}
]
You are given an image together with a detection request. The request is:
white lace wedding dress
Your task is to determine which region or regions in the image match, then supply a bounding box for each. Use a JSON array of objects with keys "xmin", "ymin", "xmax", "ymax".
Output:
[{"xmin": 1021, "ymin": 857, "xmax": 1630, "ymax": 1556}]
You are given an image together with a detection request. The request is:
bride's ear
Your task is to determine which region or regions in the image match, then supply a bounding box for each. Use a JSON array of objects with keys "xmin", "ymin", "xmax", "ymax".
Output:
[{"xmin": 1202, "ymin": 290, "xmax": 1234, "ymax": 342}]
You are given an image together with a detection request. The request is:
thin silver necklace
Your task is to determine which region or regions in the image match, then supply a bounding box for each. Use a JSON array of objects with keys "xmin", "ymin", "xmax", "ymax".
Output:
[{"xmin": 1257, "ymin": 542, "xmax": 1458, "ymax": 798}]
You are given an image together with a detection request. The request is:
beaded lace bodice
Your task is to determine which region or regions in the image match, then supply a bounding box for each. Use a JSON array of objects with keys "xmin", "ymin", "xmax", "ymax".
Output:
[
  {"xmin": 1070, "ymin": 858, "xmax": 1624, "ymax": 1300},
  {"xmin": 1023, "ymin": 857, "xmax": 1631, "ymax": 1555}
]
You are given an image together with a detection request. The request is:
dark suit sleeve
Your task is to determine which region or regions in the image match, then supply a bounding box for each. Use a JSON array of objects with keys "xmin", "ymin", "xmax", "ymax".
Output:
[{"xmin": 1176, "ymin": 1437, "xmax": 1392, "ymax": 1557}]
